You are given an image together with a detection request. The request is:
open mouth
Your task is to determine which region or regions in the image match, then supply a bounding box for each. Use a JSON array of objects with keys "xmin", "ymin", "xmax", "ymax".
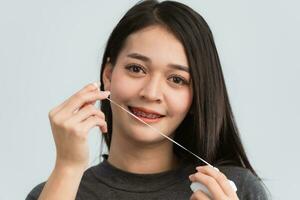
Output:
[{"xmin": 128, "ymin": 106, "xmax": 165, "ymax": 120}]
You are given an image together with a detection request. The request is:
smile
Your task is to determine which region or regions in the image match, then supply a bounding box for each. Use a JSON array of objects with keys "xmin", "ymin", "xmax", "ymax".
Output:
[{"xmin": 128, "ymin": 106, "xmax": 165, "ymax": 123}]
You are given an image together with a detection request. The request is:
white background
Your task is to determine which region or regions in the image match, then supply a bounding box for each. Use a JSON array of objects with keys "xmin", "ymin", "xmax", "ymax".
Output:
[{"xmin": 0, "ymin": 0, "xmax": 299, "ymax": 199}]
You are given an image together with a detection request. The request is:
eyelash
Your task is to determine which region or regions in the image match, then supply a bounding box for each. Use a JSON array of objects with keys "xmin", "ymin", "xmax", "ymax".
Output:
[{"xmin": 125, "ymin": 64, "xmax": 189, "ymax": 85}]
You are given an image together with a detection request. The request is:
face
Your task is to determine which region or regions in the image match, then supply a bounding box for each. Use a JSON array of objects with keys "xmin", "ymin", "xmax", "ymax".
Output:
[{"xmin": 103, "ymin": 25, "xmax": 193, "ymax": 145}]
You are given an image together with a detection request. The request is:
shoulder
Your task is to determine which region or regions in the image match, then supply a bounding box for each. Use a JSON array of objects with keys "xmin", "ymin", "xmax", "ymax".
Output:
[
  {"xmin": 25, "ymin": 181, "xmax": 46, "ymax": 200},
  {"xmin": 217, "ymin": 166, "xmax": 270, "ymax": 200}
]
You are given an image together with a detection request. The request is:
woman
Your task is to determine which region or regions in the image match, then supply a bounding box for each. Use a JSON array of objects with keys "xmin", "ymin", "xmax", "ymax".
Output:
[{"xmin": 26, "ymin": 0, "xmax": 269, "ymax": 199}]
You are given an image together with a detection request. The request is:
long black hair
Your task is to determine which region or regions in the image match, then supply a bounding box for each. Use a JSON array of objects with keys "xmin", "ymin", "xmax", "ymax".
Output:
[{"xmin": 99, "ymin": 0, "xmax": 259, "ymax": 177}]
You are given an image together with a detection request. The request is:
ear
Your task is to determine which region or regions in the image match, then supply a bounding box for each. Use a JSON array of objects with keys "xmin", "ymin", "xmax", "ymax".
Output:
[{"xmin": 102, "ymin": 62, "xmax": 113, "ymax": 91}]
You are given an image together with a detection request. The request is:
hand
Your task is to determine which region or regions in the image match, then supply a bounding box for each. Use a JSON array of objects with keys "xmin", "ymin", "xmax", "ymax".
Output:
[
  {"xmin": 48, "ymin": 82, "xmax": 110, "ymax": 170},
  {"xmin": 189, "ymin": 165, "xmax": 239, "ymax": 200}
]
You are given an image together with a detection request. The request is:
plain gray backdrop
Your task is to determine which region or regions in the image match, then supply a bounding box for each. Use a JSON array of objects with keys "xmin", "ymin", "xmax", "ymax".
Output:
[{"xmin": 0, "ymin": 0, "xmax": 299, "ymax": 199}]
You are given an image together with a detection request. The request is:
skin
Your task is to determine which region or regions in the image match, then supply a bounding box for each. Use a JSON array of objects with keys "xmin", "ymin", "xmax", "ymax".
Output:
[
  {"xmin": 102, "ymin": 25, "xmax": 193, "ymax": 174},
  {"xmin": 37, "ymin": 25, "xmax": 238, "ymax": 200},
  {"xmin": 189, "ymin": 166, "xmax": 239, "ymax": 200},
  {"xmin": 38, "ymin": 84, "xmax": 110, "ymax": 199},
  {"xmin": 102, "ymin": 25, "xmax": 239, "ymax": 199}
]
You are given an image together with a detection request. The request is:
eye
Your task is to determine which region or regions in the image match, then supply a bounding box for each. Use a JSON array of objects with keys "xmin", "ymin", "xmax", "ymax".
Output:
[
  {"xmin": 125, "ymin": 64, "xmax": 146, "ymax": 74},
  {"xmin": 169, "ymin": 75, "xmax": 189, "ymax": 85}
]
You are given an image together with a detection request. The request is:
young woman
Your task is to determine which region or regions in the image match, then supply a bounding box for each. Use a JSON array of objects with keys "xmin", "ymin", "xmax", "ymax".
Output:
[{"xmin": 26, "ymin": 0, "xmax": 269, "ymax": 199}]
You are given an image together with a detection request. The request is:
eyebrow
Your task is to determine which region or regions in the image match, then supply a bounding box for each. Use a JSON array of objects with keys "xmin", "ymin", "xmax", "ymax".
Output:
[{"xmin": 127, "ymin": 53, "xmax": 190, "ymax": 73}]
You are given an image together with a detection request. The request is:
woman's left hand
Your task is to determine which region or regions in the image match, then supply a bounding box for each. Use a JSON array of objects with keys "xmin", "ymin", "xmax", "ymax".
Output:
[{"xmin": 189, "ymin": 165, "xmax": 239, "ymax": 200}]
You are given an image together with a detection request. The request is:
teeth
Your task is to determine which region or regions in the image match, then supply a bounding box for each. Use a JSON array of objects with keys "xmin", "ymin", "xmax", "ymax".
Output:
[{"xmin": 131, "ymin": 108, "xmax": 161, "ymax": 119}]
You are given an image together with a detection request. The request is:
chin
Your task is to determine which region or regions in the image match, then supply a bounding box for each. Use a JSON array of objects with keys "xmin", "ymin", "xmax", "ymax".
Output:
[{"xmin": 127, "ymin": 124, "xmax": 177, "ymax": 147}]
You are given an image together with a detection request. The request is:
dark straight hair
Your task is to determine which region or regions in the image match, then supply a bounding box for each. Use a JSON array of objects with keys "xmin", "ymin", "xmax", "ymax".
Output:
[{"xmin": 99, "ymin": 0, "xmax": 258, "ymax": 177}]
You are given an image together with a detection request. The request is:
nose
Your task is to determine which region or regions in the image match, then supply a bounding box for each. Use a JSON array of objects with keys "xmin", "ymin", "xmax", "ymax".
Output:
[{"xmin": 139, "ymin": 76, "xmax": 163, "ymax": 102}]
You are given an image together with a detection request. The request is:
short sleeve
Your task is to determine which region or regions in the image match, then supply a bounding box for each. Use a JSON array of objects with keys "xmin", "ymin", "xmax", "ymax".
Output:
[{"xmin": 25, "ymin": 182, "xmax": 46, "ymax": 200}]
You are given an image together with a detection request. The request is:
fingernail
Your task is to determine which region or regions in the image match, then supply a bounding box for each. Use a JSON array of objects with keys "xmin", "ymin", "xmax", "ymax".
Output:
[
  {"xmin": 103, "ymin": 91, "xmax": 110, "ymax": 96},
  {"xmin": 213, "ymin": 167, "xmax": 220, "ymax": 172}
]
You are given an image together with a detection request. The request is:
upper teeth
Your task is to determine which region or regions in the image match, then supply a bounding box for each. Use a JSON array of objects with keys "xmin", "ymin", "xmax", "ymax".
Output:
[{"xmin": 132, "ymin": 109, "xmax": 161, "ymax": 119}]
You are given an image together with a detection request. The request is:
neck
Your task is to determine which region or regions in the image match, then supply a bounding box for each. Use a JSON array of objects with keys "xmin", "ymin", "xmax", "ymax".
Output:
[{"xmin": 107, "ymin": 130, "xmax": 180, "ymax": 174}]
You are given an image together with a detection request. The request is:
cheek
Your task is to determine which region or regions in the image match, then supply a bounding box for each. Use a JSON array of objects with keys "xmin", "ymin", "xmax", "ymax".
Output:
[
  {"xmin": 110, "ymin": 68, "xmax": 139, "ymax": 102},
  {"xmin": 167, "ymin": 89, "xmax": 193, "ymax": 117},
  {"xmin": 110, "ymin": 66, "xmax": 193, "ymax": 114}
]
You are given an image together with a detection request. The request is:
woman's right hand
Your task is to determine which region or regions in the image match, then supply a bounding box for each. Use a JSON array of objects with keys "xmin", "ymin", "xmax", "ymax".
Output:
[{"xmin": 48, "ymin": 82, "xmax": 110, "ymax": 171}]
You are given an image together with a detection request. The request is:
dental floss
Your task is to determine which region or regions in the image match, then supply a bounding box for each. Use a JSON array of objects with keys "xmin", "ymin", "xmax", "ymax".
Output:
[
  {"xmin": 104, "ymin": 96, "xmax": 213, "ymax": 167},
  {"xmin": 93, "ymin": 74, "xmax": 211, "ymax": 166},
  {"xmin": 94, "ymin": 81, "xmax": 237, "ymax": 194},
  {"xmin": 104, "ymin": 96, "xmax": 237, "ymax": 195}
]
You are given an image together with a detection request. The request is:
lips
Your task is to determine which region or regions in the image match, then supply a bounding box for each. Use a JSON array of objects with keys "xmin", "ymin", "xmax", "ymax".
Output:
[{"xmin": 128, "ymin": 106, "xmax": 165, "ymax": 118}]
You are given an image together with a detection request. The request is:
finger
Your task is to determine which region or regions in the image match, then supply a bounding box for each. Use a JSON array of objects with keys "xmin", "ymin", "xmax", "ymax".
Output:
[
  {"xmin": 196, "ymin": 166, "xmax": 237, "ymax": 197},
  {"xmin": 76, "ymin": 98, "xmax": 98, "ymax": 113},
  {"xmin": 63, "ymin": 89, "xmax": 110, "ymax": 117},
  {"xmin": 189, "ymin": 172, "xmax": 227, "ymax": 200},
  {"xmin": 80, "ymin": 115, "xmax": 107, "ymax": 136},
  {"xmin": 76, "ymin": 82, "xmax": 101, "ymax": 111},
  {"xmin": 70, "ymin": 104, "xmax": 105, "ymax": 123},
  {"xmin": 190, "ymin": 190, "xmax": 211, "ymax": 200},
  {"xmin": 50, "ymin": 82, "xmax": 101, "ymax": 116}
]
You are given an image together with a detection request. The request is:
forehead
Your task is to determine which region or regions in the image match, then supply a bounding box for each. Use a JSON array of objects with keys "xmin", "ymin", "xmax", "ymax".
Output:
[{"xmin": 119, "ymin": 25, "xmax": 189, "ymax": 68}]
